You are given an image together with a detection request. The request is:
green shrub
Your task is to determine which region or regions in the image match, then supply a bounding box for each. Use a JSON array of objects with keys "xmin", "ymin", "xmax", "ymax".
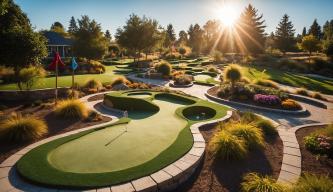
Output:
[
  {"xmin": 17, "ymin": 66, "xmax": 46, "ymax": 90},
  {"xmin": 304, "ymin": 124, "xmax": 333, "ymax": 156},
  {"xmin": 282, "ymin": 99, "xmax": 302, "ymax": 110},
  {"xmin": 254, "ymin": 79, "xmax": 279, "ymax": 89},
  {"xmin": 227, "ymin": 123, "xmax": 265, "ymax": 149},
  {"xmin": 54, "ymin": 99, "xmax": 89, "ymax": 119},
  {"xmin": 295, "ymin": 88, "xmax": 310, "ymax": 97},
  {"xmin": 111, "ymin": 76, "xmax": 130, "ymax": 87},
  {"xmin": 0, "ymin": 113, "xmax": 48, "ymax": 142},
  {"xmin": 312, "ymin": 92, "xmax": 327, "ymax": 101},
  {"xmin": 210, "ymin": 130, "xmax": 248, "ymax": 160},
  {"xmin": 83, "ymin": 79, "xmax": 103, "ymax": 90},
  {"xmin": 292, "ymin": 173, "xmax": 333, "ymax": 192},
  {"xmin": 256, "ymin": 119, "xmax": 278, "ymax": 136},
  {"xmin": 207, "ymin": 65, "xmax": 219, "ymax": 73},
  {"xmin": 174, "ymin": 74, "xmax": 192, "ymax": 85},
  {"xmin": 155, "ymin": 61, "xmax": 172, "ymax": 76},
  {"xmin": 224, "ymin": 64, "xmax": 242, "ymax": 85},
  {"xmin": 241, "ymin": 173, "xmax": 285, "ymax": 192},
  {"xmin": 240, "ymin": 112, "xmax": 261, "ymax": 123}
]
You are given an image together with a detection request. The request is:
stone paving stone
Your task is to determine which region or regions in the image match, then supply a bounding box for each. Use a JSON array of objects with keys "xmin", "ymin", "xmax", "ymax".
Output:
[
  {"xmin": 281, "ymin": 163, "xmax": 301, "ymax": 176},
  {"xmin": 111, "ymin": 182, "xmax": 135, "ymax": 192},
  {"xmin": 163, "ymin": 164, "xmax": 182, "ymax": 178},
  {"xmin": 180, "ymin": 154, "xmax": 200, "ymax": 165},
  {"xmin": 190, "ymin": 126, "xmax": 200, "ymax": 134},
  {"xmin": 193, "ymin": 142, "xmax": 205, "ymax": 148},
  {"xmin": 283, "ymin": 141, "xmax": 300, "ymax": 149},
  {"xmin": 282, "ymin": 154, "xmax": 301, "ymax": 168},
  {"xmin": 0, "ymin": 177, "xmax": 14, "ymax": 191},
  {"xmin": 173, "ymin": 160, "xmax": 192, "ymax": 171},
  {"xmin": 150, "ymin": 170, "xmax": 173, "ymax": 190},
  {"xmin": 0, "ymin": 167, "xmax": 11, "ymax": 179},
  {"xmin": 284, "ymin": 147, "xmax": 301, "ymax": 157},
  {"xmin": 96, "ymin": 187, "xmax": 111, "ymax": 192},
  {"xmin": 279, "ymin": 170, "xmax": 299, "ymax": 183},
  {"xmin": 0, "ymin": 154, "xmax": 22, "ymax": 167},
  {"xmin": 280, "ymin": 135, "xmax": 298, "ymax": 143},
  {"xmin": 192, "ymin": 133, "xmax": 205, "ymax": 142},
  {"xmin": 188, "ymin": 147, "xmax": 204, "ymax": 157},
  {"xmin": 131, "ymin": 176, "xmax": 157, "ymax": 192}
]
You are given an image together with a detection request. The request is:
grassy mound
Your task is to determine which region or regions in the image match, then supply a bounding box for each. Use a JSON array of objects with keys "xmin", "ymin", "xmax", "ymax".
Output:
[{"xmin": 54, "ymin": 99, "xmax": 89, "ymax": 119}]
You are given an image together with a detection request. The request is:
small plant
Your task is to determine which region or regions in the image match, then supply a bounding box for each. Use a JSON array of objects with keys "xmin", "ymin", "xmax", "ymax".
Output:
[
  {"xmin": 83, "ymin": 79, "xmax": 103, "ymax": 90},
  {"xmin": 17, "ymin": 66, "xmax": 46, "ymax": 90},
  {"xmin": 292, "ymin": 173, "xmax": 333, "ymax": 192},
  {"xmin": 210, "ymin": 130, "xmax": 248, "ymax": 160},
  {"xmin": 256, "ymin": 119, "xmax": 278, "ymax": 136},
  {"xmin": 241, "ymin": 172, "xmax": 285, "ymax": 192},
  {"xmin": 174, "ymin": 74, "xmax": 192, "ymax": 85},
  {"xmin": 207, "ymin": 65, "xmax": 218, "ymax": 73},
  {"xmin": 111, "ymin": 76, "xmax": 130, "ymax": 87},
  {"xmin": 224, "ymin": 64, "xmax": 242, "ymax": 87},
  {"xmin": 295, "ymin": 88, "xmax": 310, "ymax": 96},
  {"xmin": 254, "ymin": 94, "xmax": 281, "ymax": 106},
  {"xmin": 227, "ymin": 123, "xmax": 265, "ymax": 149},
  {"xmin": 0, "ymin": 113, "xmax": 48, "ymax": 142},
  {"xmin": 155, "ymin": 61, "xmax": 172, "ymax": 76},
  {"xmin": 312, "ymin": 92, "xmax": 327, "ymax": 101},
  {"xmin": 241, "ymin": 112, "xmax": 261, "ymax": 123},
  {"xmin": 66, "ymin": 89, "xmax": 81, "ymax": 99},
  {"xmin": 178, "ymin": 47, "xmax": 186, "ymax": 58},
  {"xmin": 282, "ymin": 99, "xmax": 302, "ymax": 110},
  {"xmin": 254, "ymin": 79, "xmax": 279, "ymax": 89},
  {"xmin": 54, "ymin": 99, "xmax": 89, "ymax": 119},
  {"xmin": 304, "ymin": 124, "xmax": 333, "ymax": 157}
]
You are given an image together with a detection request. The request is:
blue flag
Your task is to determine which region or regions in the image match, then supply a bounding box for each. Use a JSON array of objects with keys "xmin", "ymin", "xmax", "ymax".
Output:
[{"xmin": 70, "ymin": 57, "xmax": 78, "ymax": 70}]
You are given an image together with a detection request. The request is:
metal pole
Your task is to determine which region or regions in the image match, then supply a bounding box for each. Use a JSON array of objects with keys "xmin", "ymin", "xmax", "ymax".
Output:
[{"xmin": 55, "ymin": 58, "xmax": 58, "ymax": 105}]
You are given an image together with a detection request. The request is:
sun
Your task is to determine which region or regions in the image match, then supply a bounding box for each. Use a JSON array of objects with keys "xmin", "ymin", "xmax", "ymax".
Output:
[{"xmin": 217, "ymin": 4, "xmax": 239, "ymax": 27}]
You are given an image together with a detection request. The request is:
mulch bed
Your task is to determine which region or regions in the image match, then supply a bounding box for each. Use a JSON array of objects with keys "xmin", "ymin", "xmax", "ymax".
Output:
[
  {"xmin": 295, "ymin": 126, "xmax": 333, "ymax": 177},
  {"xmin": 176, "ymin": 124, "xmax": 283, "ymax": 192},
  {"xmin": 0, "ymin": 102, "xmax": 112, "ymax": 164}
]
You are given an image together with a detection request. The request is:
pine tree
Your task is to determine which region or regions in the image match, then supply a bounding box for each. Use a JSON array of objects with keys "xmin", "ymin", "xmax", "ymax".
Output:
[
  {"xmin": 274, "ymin": 14, "xmax": 296, "ymax": 54},
  {"xmin": 105, "ymin": 30, "xmax": 111, "ymax": 40},
  {"xmin": 323, "ymin": 20, "xmax": 333, "ymax": 40},
  {"xmin": 187, "ymin": 24, "xmax": 204, "ymax": 53},
  {"xmin": 237, "ymin": 4, "xmax": 266, "ymax": 54},
  {"xmin": 164, "ymin": 24, "xmax": 176, "ymax": 49},
  {"xmin": 68, "ymin": 16, "xmax": 78, "ymax": 35},
  {"xmin": 302, "ymin": 27, "xmax": 307, "ymax": 37},
  {"xmin": 178, "ymin": 30, "xmax": 188, "ymax": 45},
  {"xmin": 308, "ymin": 19, "xmax": 322, "ymax": 39}
]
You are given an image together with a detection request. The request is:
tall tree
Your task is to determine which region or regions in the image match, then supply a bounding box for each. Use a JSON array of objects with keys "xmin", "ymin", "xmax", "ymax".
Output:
[
  {"xmin": 164, "ymin": 24, "xmax": 176, "ymax": 50},
  {"xmin": 299, "ymin": 35, "xmax": 321, "ymax": 63},
  {"xmin": 308, "ymin": 19, "xmax": 322, "ymax": 39},
  {"xmin": 178, "ymin": 30, "xmax": 188, "ymax": 45},
  {"xmin": 50, "ymin": 21, "xmax": 66, "ymax": 35},
  {"xmin": 237, "ymin": 4, "xmax": 266, "ymax": 54},
  {"xmin": 68, "ymin": 16, "xmax": 78, "ymax": 35},
  {"xmin": 323, "ymin": 20, "xmax": 333, "ymax": 40},
  {"xmin": 302, "ymin": 27, "xmax": 307, "ymax": 37},
  {"xmin": 203, "ymin": 20, "xmax": 220, "ymax": 53},
  {"xmin": 0, "ymin": 0, "xmax": 47, "ymax": 72},
  {"xmin": 274, "ymin": 14, "xmax": 296, "ymax": 54},
  {"xmin": 72, "ymin": 15, "xmax": 108, "ymax": 59},
  {"xmin": 187, "ymin": 24, "xmax": 204, "ymax": 53},
  {"xmin": 105, "ymin": 30, "xmax": 111, "ymax": 41}
]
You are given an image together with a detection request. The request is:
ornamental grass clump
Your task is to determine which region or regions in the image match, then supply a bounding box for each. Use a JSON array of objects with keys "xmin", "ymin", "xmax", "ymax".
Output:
[
  {"xmin": 83, "ymin": 79, "xmax": 103, "ymax": 90},
  {"xmin": 254, "ymin": 79, "xmax": 279, "ymax": 89},
  {"xmin": 54, "ymin": 99, "xmax": 89, "ymax": 119},
  {"xmin": 210, "ymin": 130, "xmax": 248, "ymax": 161},
  {"xmin": 0, "ymin": 113, "xmax": 48, "ymax": 142},
  {"xmin": 292, "ymin": 173, "xmax": 333, "ymax": 192},
  {"xmin": 227, "ymin": 123, "xmax": 265, "ymax": 149},
  {"xmin": 224, "ymin": 64, "xmax": 242, "ymax": 87},
  {"xmin": 241, "ymin": 173, "xmax": 285, "ymax": 192},
  {"xmin": 256, "ymin": 119, "xmax": 278, "ymax": 136},
  {"xmin": 254, "ymin": 94, "xmax": 281, "ymax": 106},
  {"xmin": 282, "ymin": 99, "xmax": 302, "ymax": 110},
  {"xmin": 111, "ymin": 76, "xmax": 130, "ymax": 87}
]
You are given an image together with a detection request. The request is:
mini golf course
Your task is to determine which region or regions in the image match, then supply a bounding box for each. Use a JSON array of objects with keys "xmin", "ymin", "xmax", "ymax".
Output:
[{"xmin": 16, "ymin": 90, "xmax": 229, "ymax": 188}]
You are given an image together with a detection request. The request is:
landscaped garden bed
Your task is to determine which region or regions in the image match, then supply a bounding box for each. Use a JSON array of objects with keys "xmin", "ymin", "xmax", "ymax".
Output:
[
  {"xmin": 15, "ymin": 90, "xmax": 230, "ymax": 188},
  {"xmin": 295, "ymin": 124, "xmax": 333, "ymax": 177},
  {"xmin": 177, "ymin": 112, "xmax": 283, "ymax": 192}
]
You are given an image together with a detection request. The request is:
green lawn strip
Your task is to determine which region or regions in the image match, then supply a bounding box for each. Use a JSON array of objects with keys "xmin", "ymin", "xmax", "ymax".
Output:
[
  {"xmin": 241, "ymin": 65, "xmax": 333, "ymax": 95},
  {"xmin": 17, "ymin": 91, "xmax": 228, "ymax": 188},
  {"xmin": 0, "ymin": 66, "xmax": 122, "ymax": 90}
]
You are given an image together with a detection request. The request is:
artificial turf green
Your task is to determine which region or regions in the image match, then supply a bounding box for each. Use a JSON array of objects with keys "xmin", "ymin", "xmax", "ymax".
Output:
[{"xmin": 17, "ymin": 90, "xmax": 229, "ymax": 188}]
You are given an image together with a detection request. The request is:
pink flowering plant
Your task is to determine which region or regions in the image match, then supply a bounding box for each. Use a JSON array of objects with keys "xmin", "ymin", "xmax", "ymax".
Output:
[
  {"xmin": 304, "ymin": 125, "xmax": 333, "ymax": 157},
  {"xmin": 253, "ymin": 94, "xmax": 281, "ymax": 106}
]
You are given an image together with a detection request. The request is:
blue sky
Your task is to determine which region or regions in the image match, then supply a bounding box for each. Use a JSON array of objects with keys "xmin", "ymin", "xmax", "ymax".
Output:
[{"xmin": 15, "ymin": 0, "xmax": 333, "ymax": 37}]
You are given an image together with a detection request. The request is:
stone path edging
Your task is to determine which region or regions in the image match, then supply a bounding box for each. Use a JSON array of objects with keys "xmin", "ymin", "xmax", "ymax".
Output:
[
  {"xmin": 205, "ymin": 89, "xmax": 308, "ymax": 115},
  {"xmin": 0, "ymin": 92, "xmax": 233, "ymax": 192}
]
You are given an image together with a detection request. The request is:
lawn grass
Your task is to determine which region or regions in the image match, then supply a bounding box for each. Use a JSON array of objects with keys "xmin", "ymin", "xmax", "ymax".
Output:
[
  {"xmin": 241, "ymin": 65, "xmax": 333, "ymax": 95},
  {"xmin": 0, "ymin": 66, "xmax": 122, "ymax": 90},
  {"xmin": 16, "ymin": 90, "xmax": 229, "ymax": 188}
]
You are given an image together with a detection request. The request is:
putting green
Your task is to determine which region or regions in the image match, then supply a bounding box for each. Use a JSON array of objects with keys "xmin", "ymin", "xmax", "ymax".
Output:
[
  {"xmin": 17, "ymin": 90, "xmax": 229, "ymax": 187},
  {"xmin": 48, "ymin": 99, "xmax": 187, "ymax": 173},
  {"xmin": 194, "ymin": 74, "xmax": 213, "ymax": 82}
]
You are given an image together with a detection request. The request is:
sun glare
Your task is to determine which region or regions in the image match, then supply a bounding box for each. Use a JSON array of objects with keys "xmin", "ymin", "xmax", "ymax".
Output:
[{"xmin": 217, "ymin": 4, "xmax": 239, "ymax": 27}]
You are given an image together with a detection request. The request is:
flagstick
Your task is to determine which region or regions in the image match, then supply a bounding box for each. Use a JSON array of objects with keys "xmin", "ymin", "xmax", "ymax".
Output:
[
  {"xmin": 55, "ymin": 58, "xmax": 58, "ymax": 105},
  {"xmin": 72, "ymin": 68, "xmax": 75, "ymax": 94}
]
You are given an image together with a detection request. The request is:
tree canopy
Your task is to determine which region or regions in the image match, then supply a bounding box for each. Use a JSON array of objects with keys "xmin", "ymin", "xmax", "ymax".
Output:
[
  {"xmin": 308, "ymin": 19, "xmax": 322, "ymax": 40},
  {"xmin": 72, "ymin": 15, "xmax": 109, "ymax": 60},
  {"xmin": 68, "ymin": 16, "xmax": 78, "ymax": 35},
  {"xmin": 274, "ymin": 14, "xmax": 296, "ymax": 53},
  {"xmin": 188, "ymin": 24, "xmax": 204, "ymax": 53}
]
